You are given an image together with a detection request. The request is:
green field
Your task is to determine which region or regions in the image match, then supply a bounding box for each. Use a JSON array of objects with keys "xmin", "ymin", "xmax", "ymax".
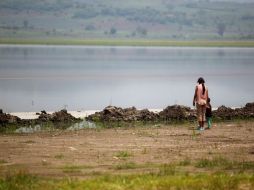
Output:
[
  {"xmin": 1, "ymin": 0, "xmax": 254, "ymax": 40},
  {"xmin": 1, "ymin": 38, "xmax": 254, "ymax": 47},
  {"xmin": 1, "ymin": 160, "xmax": 253, "ymax": 190}
]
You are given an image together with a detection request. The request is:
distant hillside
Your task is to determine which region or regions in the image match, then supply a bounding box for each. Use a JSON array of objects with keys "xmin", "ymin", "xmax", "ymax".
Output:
[{"xmin": 0, "ymin": 0, "xmax": 254, "ymax": 40}]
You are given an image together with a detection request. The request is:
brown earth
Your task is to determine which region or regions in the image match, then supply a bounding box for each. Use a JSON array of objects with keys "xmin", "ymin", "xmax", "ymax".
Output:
[{"xmin": 0, "ymin": 121, "xmax": 253, "ymax": 178}]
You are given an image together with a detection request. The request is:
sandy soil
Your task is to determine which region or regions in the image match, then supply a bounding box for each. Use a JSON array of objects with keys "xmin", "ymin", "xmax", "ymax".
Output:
[{"xmin": 0, "ymin": 121, "xmax": 253, "ymax": 178}]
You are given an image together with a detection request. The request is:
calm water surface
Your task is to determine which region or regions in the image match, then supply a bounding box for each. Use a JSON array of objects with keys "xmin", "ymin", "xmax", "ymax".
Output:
[{"xmin": 0, "ymin": 45, "xmax": 254, "ymax": 112}]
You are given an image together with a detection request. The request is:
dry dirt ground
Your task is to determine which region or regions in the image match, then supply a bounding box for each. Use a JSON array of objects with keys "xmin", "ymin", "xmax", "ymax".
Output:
[{"xmin": 0, "ymin": 121, "xmax": 254, "ymax": 178}]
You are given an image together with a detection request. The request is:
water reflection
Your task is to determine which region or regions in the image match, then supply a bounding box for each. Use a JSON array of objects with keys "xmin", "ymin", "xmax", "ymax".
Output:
[{"xmin": 1, "ymin": 45, "xmax": 254, "ymax": 112}]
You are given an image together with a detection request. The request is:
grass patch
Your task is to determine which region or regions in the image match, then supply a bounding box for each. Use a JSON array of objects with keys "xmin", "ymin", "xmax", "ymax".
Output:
[
  {"xmin": 1, "ymin": 38, "xmax": 254, "ymax": 47},
  {"xmin": 158, "ymin": 164, "xmax": 177, "ymax": 176},
  {"xmin": 113, "ymin": 162, "xmax": 138, "ymax": 170},
  {"xmin": 54, "ymin": 154, "xmax": 64, "ymax": 159},
  {"xmin": 22, "ymin": 140, "xmax": 36, "ymax": 144},
  {"xmin": 0, "ymin": 160, "xmax": 8, "ymax": 164},
  {"xmin": 0, "ymin": 170, "xmax": 253, "ymax": 190},
  {"xmin": 179, "ymin": 158, "xmax": 191, "ymax": 166},
  {"xmin": 115, "ymin": 151, "xmax": 132, "ymax": 159},
  {"xmin": 195, "ymin": 157, "xmax": 232, "ymax": 168},
  {"xmin": 237, "ymin": 162, "xmax": 254, "ymax": 170},
  {"xmin": 195, "ymin": 156, "xmax": 254, "ymax": 170},
  {"xmin": 141, "ymin": 147, "xmax": 148, "ymax": 154},
  {"xmin": 0, "ymin": 170, "xmax": 38, "ymax": 190}
]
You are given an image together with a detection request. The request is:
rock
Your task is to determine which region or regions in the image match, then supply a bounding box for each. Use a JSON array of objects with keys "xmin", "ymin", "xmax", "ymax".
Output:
[
  {"xmin": 159, "ymin": 105, "xmax": 192, "ymax": 121},
  {"xmin": 41, "ymin": 110, "xmax": 47, "ymax": 114},
  {"xmin": 213, "ymin": 105, "xmax": 236, "ymax": 120},
  {"xmin": 213, "ymin": 103, "xmax": 254, "ymax": 120},
  {"xmin": 243, "ymin": 102, "xmax": 254, "ymax": 111},
  {"xmin": 50, "ymin": 109, "xmax": 77, "ymax": 122},
  {"xmin": 242, "ymin": 102, "xmax": 254, "ymax": 117},
  {"xmin": 87, "ymin": 105, "xmax": 159, "ymax": 122},
  {"xmin": 87, "ymin": 105, "xmax": 192, "ymax": 122},
  {"xmin": 38, "ymin": 113, "xmax": 52, "ymax": 122},
  {"xmin": 103, "ymin": 106, "xmax": 124, "ymax": 121},
  {"xmin": 138, "ymin": 109, "xmax": 159, "ymax": 121},
  {"xmin": 37, "ymin": 109, "xmax": 79, "ymax": 123},
  {"xmin": 101, "ymin": 106, "xmax": 125, "ymax": 121},
  {"xmin": 0, "ymin": 112, "xmax": 21, "ymax": 125}
]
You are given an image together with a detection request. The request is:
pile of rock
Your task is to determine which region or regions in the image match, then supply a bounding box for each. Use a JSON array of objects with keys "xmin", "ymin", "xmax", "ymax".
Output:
[
  {"xmin": 37, "ymin": 109, "xmax": 79, "ymax": 123},
  {"xmin": 213, "ymin": 103, "xmax": 254, "ymax": 120},
  {"xmin": 159, "ymin": 105, "xmax": 196, "ymax": 121},
  {"xmin": 87, "ymin": 102, "xmax": 254, "ymax": 123},
  {"xmin": 0, "ymin": 109, "xmax": 79, "ymax": 127},
  {"xmin": 87, "ymin": 106, "xmax": 159, "ymax": 122},
  {"xmin": 241, "ymin": 102, "xmax": 254, "ymax": 117},
  {"xmin": 1, "ymin": 101, "xmax": 254, "ymax": 126},
  {"xmin": 212, "ymin": 106, "xmax": 237, "ymax": 120},
  {"xmin": 87, "ymin": 105, "xmax": 195, "ymax": 122},
  {"xmin": 0, "ymin": 109, "xmax": 21, "ymax": 125}
]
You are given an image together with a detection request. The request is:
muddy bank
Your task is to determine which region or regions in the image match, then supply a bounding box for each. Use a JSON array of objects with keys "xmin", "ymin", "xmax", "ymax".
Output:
[
  {"xmin": 213, "ymin": 102, "xmax": 254, "ymax": 120},
  {"xmin": 86, "ymin": 105, "xmax": 196, "ymax": 122},
  {"xmin": 0, "ymin": 109, "xmax": 80, "ymax": 127},
  {"xmin": 0, "ymin": 109, "xmax": 21, "ymax": 125},
  {"xmin": 37, "ymin": 109, "xmax": 79, "ymax": 123},
  {"xmin": 86, "ymin": 106, "xmax": 159, "ymax": 122},
  {"xmin": 1, "ymin": 102, "xmax": 254, "ymax": 127},
  {"xmin": 87, "ymin": 102, "xmax": 254, "ymax": 122}
]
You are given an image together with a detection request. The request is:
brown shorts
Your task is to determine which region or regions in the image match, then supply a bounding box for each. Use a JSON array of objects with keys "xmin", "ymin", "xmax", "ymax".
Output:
[{"xmin": 196, "ymin": 104, "xmax": 206, "ymax": 122}]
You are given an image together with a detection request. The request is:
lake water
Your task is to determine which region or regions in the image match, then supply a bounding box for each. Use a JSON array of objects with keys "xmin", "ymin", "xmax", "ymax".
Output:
[{"xmin": 0, "ymin": 45, "xmax": 254, "ymax": 112}]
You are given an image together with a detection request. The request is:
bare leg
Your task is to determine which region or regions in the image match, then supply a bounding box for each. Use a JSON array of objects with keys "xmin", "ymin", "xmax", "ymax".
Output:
[
  {"xmin": 201, "ymin": 107, "xmax": 204, "ymax": 129},
  {"xmin": 201, "ymin": 121, "xmax": 205, "ymax": 128},
  {"xmin": 199, "ymin": 121, "xmax": 202, "ymax": 128}
]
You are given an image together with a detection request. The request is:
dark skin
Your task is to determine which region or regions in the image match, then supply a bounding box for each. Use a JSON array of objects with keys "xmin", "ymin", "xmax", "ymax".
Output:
[{"xmin": 193, "ymin": 85, "xmax": 209, "ymax": 128}]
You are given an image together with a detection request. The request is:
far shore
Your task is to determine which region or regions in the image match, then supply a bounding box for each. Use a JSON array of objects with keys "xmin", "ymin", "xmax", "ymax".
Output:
[{"xmin": 1, "ymin": 38, "xmax": 254, "ymax": 47}]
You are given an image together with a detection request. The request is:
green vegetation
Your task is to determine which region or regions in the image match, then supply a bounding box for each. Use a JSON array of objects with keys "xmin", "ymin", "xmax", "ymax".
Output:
[
  {"xmin": 0, "ymin": 159, "xmax": 7, "ymax": 164},
  {"xmin": 0, "ymin": 171, "xmax": 38, "ymax": 190},
  {"xmin": 196, "ymin": 157, "xmax": 254, "ymax": 170},
  {"xmin": 113, "ymin": 162, "xmax": 138, "ymax": 170},
  {"xmin": 179, "ymin": 158, "xmax": 192, "ymax": 166},
  {"xmin": 0, "ymin": 38, "xmax": 254, "ymax": 47},
  {"xmin": 0, "ymin": 0, "xmax": 254, "ymax": 41},
  {"xmin": 22, "ymin": 140, "xmax": 36, "ymax": 144},
  {"xmin": 115, "ymin": 151, "xmax": 132, "ymax": 159},
  {"xmin": 0, "ymin": 170, "xmax": 253, "ymax": 190},
  {"xmin": 1, "ymin": 156, "xmax": 254, "ymax": 189},
  {"xmin": 158, "ymin": 164, "xmax": 177, "ymax": 176},
  {"xmin": 54, "ymin": 154, "xmax": 64, "ymax": 160},
  {"xmin": 196, "ymin": 156, "xmax": 234, "ymax": 168}
]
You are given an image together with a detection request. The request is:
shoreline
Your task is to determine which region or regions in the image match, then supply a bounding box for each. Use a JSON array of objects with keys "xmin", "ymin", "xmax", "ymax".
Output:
[
  {"xmin": 9, "ymin": 107, "xmax": 238, "ymax": 120},
  {"xmin": 1, "ymin": 39, "xmax": 254, "ymax": 47},
  {"xmin": 9, "ymin": 109, "xmax": 163, "ymax": 120}
]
